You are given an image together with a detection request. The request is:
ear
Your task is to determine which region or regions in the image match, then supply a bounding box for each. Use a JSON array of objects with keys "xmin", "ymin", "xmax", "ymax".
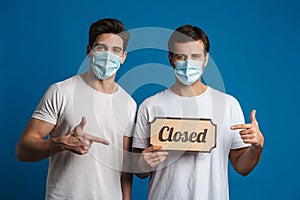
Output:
[
  {"xmin": 120, "ymin": 51, "xmax": 127, "ymax": 64},
  {"xmin": 203, "ymin": 53, "xmax": 210, "ymax": 68},
  {"xmin": 86, "ymin": 45, "xmax": 93, "ymax": 59},
  {"xmin": 86, "ymin": 45, "xmax": 91, "ymax": 55},
  {"xmin": 168, "ymin": 53, "xmax": 175, "ymax": 69}
]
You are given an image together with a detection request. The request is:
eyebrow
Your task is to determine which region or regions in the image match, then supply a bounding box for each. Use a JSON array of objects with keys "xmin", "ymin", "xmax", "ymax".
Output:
[
  {"xmin": 93, "ymin": 43, "xmax": 106, "ymax": 47},
  {"xmin": 113, "ymin": 46, "xmax": 123, "ymax": 52},
  {"xmin": 94, "ymin": 43, "xmax": 123, "ymax": 51},
  {"xmin": 174, "ymin": 53, "xmax": 204, "ymax": 57}
]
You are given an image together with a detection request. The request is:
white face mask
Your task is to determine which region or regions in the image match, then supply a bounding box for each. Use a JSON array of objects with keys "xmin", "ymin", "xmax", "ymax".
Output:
[
  {"xmin": 174, "ymin": 60, "xmax": 204, "ymax": 85},
  {"xmin": 91, "ymin": 51, "xmax": 121, "ymax": 80}
]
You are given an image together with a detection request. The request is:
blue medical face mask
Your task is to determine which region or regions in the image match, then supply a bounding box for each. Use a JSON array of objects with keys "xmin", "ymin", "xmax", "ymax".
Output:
[
  {"xmin": 174, "ymin": 60, "xmax": 204, "ymax": 85},
  {"xmin": 91, "ymin": 51, "xmax": 122, "ymax": 80}
]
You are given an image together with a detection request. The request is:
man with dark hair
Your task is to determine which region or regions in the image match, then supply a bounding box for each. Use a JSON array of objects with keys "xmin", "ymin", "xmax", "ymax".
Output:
[
  {"xmin": 133, "ymin": 25, "xmax": 264, "ymax": 199},
  {"xmin": 16, "ymin": 18, "xmax": 136, "ymax": 200}
]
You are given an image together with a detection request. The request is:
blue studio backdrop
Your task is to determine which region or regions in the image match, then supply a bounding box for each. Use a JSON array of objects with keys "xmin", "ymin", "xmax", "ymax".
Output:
[{"xmin": 1, "ymin": 0, "xmax": 299, "ymax": 199}]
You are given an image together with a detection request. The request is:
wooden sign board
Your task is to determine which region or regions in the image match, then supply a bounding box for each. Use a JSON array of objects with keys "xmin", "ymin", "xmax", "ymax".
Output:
[{"xmin": 150, "ymin": 117, "xmax": 216, "ymax": 152}]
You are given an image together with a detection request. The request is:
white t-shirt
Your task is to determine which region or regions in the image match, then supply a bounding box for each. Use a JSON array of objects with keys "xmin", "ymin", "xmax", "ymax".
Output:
[
  {"xmin": 132, "ymin": 86, "xmax": 250, "ymax": 200},
  {"xmin": 32, "ymin": 75, "xmax": 137, "ymax": 200}
]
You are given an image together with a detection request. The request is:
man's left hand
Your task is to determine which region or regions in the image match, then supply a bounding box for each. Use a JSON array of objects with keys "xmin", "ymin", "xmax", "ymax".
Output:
[{"xmin": 231, "ymin": 110, "xmax": 264, "ymax": 149}]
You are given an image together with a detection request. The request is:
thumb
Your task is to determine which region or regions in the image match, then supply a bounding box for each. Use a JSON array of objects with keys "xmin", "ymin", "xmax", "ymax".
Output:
[
  {"xmin": 143, "ymin": 146, "xmax": 164, "ymax": 153},
  {"xmin": 78, "ymin": 116, "xmax": 87, "ymax": 129},
  {"xmin": 250, "ymin": 110, "xmax": 258, "ymax": 125}
]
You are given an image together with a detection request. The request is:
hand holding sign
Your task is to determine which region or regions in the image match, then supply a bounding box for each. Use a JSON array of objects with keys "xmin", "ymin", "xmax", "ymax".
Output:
[
  {"xmin": 150, "ymin": 117, "xmax": 216, "ymax": 152},
  {"xmin": 52, "ymin": 116, "xmax": 110, "ymax": 155},
  {"xmin": 139, "ymin": 146, "xmax": 168, "ymax": 171},
  {"xmin": 231, "ymin": 110, "xmax": 264, "ymax": 149}
]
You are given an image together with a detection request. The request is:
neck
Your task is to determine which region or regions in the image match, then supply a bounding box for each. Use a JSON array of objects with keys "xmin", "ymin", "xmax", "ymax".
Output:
[
  {"xmin": 170, "ymin": 79, "xmax": 207, "ymax": 97},
  {"xmin": 81, "ymin": 69, "xmax": 117, "ymax": 94}
]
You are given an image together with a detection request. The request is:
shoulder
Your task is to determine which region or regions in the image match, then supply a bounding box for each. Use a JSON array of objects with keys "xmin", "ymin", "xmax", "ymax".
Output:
[
  {"xmin": 37, "ymin": 75, "xmax": 80, "ymax": 103},
  {"xmin": 139, "ymin": 89, "xmax": 169, "ymax": 110},
  {"xmin": 44, "ymin": 75, "xmax": 81, "ymax": 98},
  {"xmin": 209, "ymin": 87, "xmax": 240, "ymax": 106},
  {"xmin": 53, "ymin": 75, "xmax": 80, "ymax": 90}
]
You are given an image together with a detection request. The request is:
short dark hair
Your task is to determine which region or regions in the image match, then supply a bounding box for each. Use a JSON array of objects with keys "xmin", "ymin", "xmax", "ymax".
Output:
[
  {"xmin": 88, "ymin": 18, "xmax": 130, "ymax": 51},
  {"xmin": 168, "ymin": 25, "xmax": 210, "ymax": 54}
]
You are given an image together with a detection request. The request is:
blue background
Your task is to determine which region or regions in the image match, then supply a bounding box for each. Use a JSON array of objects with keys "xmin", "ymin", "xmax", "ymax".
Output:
[{"xmin": 1, "ymin": 0, "xmax": 299, "ymax": 199}]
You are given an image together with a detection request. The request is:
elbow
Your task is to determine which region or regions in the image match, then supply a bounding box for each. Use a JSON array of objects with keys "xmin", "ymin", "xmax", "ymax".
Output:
[
  {"xmin": 236, "ymin": 167, "xmax": 254, "ymax": 177},
  {"xmin": 233, "ymin": 164, "xmax": 253, "ymax": 177},
  {"xmin": 16, "ymin": 149, "xmax": 40, "ymax": 162},
  {"xmin": 239, "ymin": 171, "xmax": 250, "ymax": 177},
  {"xmin": 16, "ymin": 143, "xmax": 31, "ymax": 162},
  {"xmin": 16, "ymin": 138, "xmax": 28, "ymax": 162},
  {"xmin": 16, "ymin": 146, "xmax": 25, "ymax": 162}
]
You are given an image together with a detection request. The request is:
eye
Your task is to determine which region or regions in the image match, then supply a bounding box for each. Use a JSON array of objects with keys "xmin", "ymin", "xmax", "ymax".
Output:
[
  {"xmin": 113, "ymin": 47, "xmax": 123, "ymax": 55},
  {"xmin": 191, "ymin": 54, "xmax": 203, "ymax": 60},
  {"xmin": 175, "ymin": 54, "xmax": 186, "ymax": 60},
  {"xmin": 94, "ymin": 44, "xmax": 106, "ymax": 52}
]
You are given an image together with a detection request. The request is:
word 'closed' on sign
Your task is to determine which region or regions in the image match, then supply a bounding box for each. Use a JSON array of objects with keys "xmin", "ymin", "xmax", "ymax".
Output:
[{"xmin": 150, "ymin": 117, "xmax": 216, "ymax": 152}]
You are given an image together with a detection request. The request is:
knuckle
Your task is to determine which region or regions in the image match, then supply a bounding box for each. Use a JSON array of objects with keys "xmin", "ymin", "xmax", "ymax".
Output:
[
  {"xmin": 75, "ymin": 127, "xmax": 81, "ymax": 132},
  {"xmin": 159, "ymin": 156, "xmax": 165, "ymax": 161},
  {"xmin": 142, "ymin": 153, "xmax": 149, "ymax": 159}
]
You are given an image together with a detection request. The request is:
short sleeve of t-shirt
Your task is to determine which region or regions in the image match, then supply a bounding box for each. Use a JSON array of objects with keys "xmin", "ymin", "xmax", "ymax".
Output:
[
  {"xmin": 132, "ymin": 103, "xmax": 150, "ymax": 149},
  {"xmin": 32, "ymin": 84, "xmax": 62, "ymax": 125},
  {"xmin": 123, "ymin": 121, "xmax": 136, "ymax": 137},
  {"xmin": 229, "ymin": 97, "xmax": 251, "ymax": 149}
]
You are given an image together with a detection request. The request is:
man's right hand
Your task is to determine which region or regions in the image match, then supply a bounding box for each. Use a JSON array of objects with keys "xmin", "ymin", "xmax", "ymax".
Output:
[
  {"xmin": 52, "ymin": 116, "xmax": 109, "ymax": 155},
  {"xmin": 139, "ymin": 146, "xmax": 168, "ymax": 172}
]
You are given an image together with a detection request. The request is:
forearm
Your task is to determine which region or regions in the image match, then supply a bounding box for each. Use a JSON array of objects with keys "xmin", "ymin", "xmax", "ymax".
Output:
[
  {"xmin": 16, "ymin": 137, "xmax": 62, "ymax": 162},
  {"xmin": 234, "ymin": 146, "xmax": 263, "ymax": 176},
  {"xmin": 121, "ymin": 172, "xmax": 132, "ymax": 200}
]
